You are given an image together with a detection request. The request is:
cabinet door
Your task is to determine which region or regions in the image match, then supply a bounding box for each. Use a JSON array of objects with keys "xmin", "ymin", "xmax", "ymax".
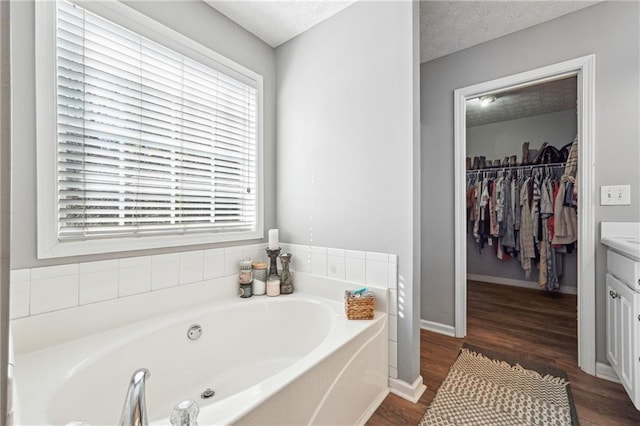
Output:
[
  {"xmin": 606, "ymin": 274, "xmax": 620, "ymax": 374},
  {"xmin": 607, "ymin": 272, "xmax": 638, "ymax": 403},
  {"xmin": 635, "ymin": 292, "xmax": 640, "ymax": 410},
  {"xmin": 618, "ymin": 280, "xmax": 636, "ymax": 399}
]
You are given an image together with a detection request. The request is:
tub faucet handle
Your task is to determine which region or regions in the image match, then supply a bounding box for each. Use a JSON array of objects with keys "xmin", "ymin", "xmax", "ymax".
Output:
[{"xmin": 170, "ymin": 400, "xmax": 199, "ymax": 426}]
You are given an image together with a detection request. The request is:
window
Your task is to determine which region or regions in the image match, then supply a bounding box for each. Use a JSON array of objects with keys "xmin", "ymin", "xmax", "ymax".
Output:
[{"xmin": 36, "ymin": 0, "xmax": 263, "ymax": 258}]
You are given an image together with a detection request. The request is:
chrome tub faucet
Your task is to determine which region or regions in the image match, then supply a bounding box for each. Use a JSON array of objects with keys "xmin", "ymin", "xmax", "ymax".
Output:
[{"xmin": 119, "ymin": 368, "xmax": 151, "ymax": 426}]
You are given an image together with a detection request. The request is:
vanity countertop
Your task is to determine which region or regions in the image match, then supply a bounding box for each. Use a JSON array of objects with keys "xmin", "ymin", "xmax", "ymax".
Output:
[
  {"xmin": 601, "ymin": 236, "xmax": 640, "ymax": 261},
  {"xmin": 601, "ymin": 222, "xmax": 640, "ymax": 261}
]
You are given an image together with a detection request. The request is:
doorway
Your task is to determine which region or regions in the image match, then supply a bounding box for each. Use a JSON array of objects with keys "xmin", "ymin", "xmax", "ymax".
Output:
[{"xmin": 453, "ymin": 55, "xmax": 596, "ymax": 375}]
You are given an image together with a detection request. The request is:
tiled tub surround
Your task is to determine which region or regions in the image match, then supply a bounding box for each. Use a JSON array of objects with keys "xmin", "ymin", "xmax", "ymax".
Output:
[
  {"xmin": 10, "ymin": 244, "xmax": 270, "ymax": 319},
  {"xmin": 13, "ymin": 274, "xmax": 389, "ymax": 425},
  {"xmin": 10, "ymin": 243, "xmax": 400, "ymax": 379},
  {"xmin": 281, "ymin": 244, "xmax": 400, "ymax": 380}
]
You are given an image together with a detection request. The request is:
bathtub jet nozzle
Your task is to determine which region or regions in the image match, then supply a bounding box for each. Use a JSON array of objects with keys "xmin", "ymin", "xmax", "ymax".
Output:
[
  {"xmin": 201, "ymin": 388, "xmax": 215, "ymax": 399},
  {"xmin": 119, "ymin": 368, "xmax": 151, "ymax": 426}
]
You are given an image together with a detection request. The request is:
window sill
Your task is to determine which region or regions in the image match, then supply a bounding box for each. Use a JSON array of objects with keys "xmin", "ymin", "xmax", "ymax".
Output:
[{"xmin": 37, "ymin": 229, "xmax": 263, "ymax": 259}]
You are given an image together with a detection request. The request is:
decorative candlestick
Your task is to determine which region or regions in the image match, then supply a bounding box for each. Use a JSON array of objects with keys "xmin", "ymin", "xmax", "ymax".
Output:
[
  {"xmin": 265, "ymin": 248, "xmax": 281, "ymax": 297},
  {"xmin": 266, "ymin": 248, "xmax": 281, "ymax": 276},
  {"xmin": 280, "ymin": 253, "xmax": 293, "ymax": 294}
]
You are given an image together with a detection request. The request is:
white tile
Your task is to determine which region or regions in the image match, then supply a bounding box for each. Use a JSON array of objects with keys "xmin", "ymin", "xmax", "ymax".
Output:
[
  {"xmin": 10, "ymin": 269, "xmax": 30, "ymax": 283},
  {"xmin": 179, "ymin": 251, "xmax": 203, "ymax": 285},
  {"xmin": 31, "ymin": 263, "xmax": 78, "ymax": 280},
  {"xmin": 203, "ymin": 254, "xmax": 225, "ymax": 280},
  {"xmin": 291, "ymin": 251, "xmax": 311, "ymax": 273},
  {"xmin": 389, "ymin": 366, "xmax": 398, "ymax": 379},
  {"xmin": 224, "ymin": 246, "xmax": 242, "ymax": 276},
  {"xmin": 119, "ymin": 265, "xmax": 151, "ymax": 297},
  {"xmin": 79, "ymin": 269, "xmax": 118, "ymax": 304},
  {"xmin": 366, "ymin": 251, "xmax": 388, "ymax": 262},
  {"xmin": 204, "ymin": 247, "xmax": 224, "ymax": 257},
  {"xmin": 366, "ymin": 260, "xmax": 388, "ymax": 288},
  {"xmin": 388, "ymin": 262, "xmax": 398, "ymax": 290},
  {"xmin": 310, "ymin": 251, "xmax": 327, "ymax": 276},
  {"xmin": 345, "ymin": 257, "xmax": 365, "ymax": 283},
  {"xmin": 151, "ymin": 258, "xmax": 179, "ymax": 291},
  {"xmin": 242, "ymin": 244, "xmax": 263, "ymax": 255},
  {"xmin": 119, "ymin": 256, "xmax": 151, "ymax": 269},
  {"xmin": 345, "ymin": 249, "xmax": 365, "ymax": 260},
  {"xmin": 224, "ymin": 246, "xmax": 243, "ymax": 255},
  {"xmin": 327, "ymin": 255, "xmax": 346, "ymax": 280},
  {"xmin": 10, "ymin": 280, "xmax": 30, "ymax": 319},
  {"xmin": 243, "ymin": 249, "xmax": 266, "ymax": 264},
  {"xmin": 389, "ymin": 254, "xmax": 398, "ymax": 264},
  {"xmin": 388, "ymin": 341, "xmax": 398, "ymax": 368},
  {"xmin": 31, "ymin": 275, "xmax": 79, "ymax": 315},
  {"xmin": 224, "ymin": 250, "xmax": 243, "ymax": 276},
  {"xmin": 389, "ymin": 314, "xmax": 398, "ymax": 342},
  {"xmin": 310, "ymin": 246, "xmax": 327, "ymax": 255},
  {"xmin": 389, "ymin": 289, "xmax": 398, "ymax": 315},
  {"xmin": 151, "ymin": 253, "xmax": 179, "ymax": 264},
  {"xmin": 79, "ymin": 259, "xmax": 118, "ymax": 274},
  {"xmin": 289, "ymin": 244, "xmax": 310, "ymax": 254},
  {"xmin": 327, "ymin": 247, "xmax": 345, "ymax": 257}
]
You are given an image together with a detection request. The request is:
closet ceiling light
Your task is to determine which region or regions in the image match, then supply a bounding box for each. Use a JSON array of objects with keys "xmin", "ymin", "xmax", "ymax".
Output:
[{"xmin": 480, "ymin": 96, "xmax": 497, "ymax": 107}]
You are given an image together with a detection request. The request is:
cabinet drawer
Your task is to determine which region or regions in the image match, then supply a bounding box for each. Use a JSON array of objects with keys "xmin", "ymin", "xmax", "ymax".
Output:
[{"xmin": 608, "ymin": 250, "xmax": 640, "ymax": 291}]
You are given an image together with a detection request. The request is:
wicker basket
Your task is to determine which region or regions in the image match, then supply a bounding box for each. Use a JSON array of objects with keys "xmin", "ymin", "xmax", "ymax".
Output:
[{"xmin": 344, "ymin": 290, "xmax": 375, "ymax": 320}]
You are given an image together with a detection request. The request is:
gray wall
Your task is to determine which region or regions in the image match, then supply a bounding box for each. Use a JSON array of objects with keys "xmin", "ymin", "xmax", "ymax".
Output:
[
  {"xmin": 1, "ymin": 0, "xmax": 10, "ymax": 419},
  {"xmin": 276, "ymin": 1, "xmax": 421, "ymax": 384},
  {"xmin": 421, "ymin": 1, "xmax": 640, "ymax": 363},
  {"xmin": 467, "ymin": 109, "xmax": 578, "ymax": 289},
  {"xmin": 467, "ymin": 109, "xmax": 577, "ymax": 160},
  {"xmin": 10, "ymin": 0, "xmax": 276, "ymax": 269},
  {"xmin": 467, "ymin": 233, "xmax": 577, "ymax": 289}
]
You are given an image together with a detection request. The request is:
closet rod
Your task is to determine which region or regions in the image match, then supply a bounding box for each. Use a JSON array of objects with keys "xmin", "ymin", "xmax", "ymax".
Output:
[{"xmin": 465, "ymin": 162, "xmax": 566, "ymax": 174}]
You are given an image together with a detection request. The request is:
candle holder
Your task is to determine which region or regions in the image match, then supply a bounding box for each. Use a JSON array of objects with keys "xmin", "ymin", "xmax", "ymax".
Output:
[
  {"xmin": 279, "ymin": 253, "xmax": 293, "ymax": 294},
  {"xmin": 265, "ymin": 248, "xmax": 281, "ymax": 278}
]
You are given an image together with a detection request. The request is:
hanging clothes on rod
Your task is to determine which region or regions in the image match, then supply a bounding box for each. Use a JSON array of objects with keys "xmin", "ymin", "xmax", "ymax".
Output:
[
  {"xmin": 466, "ymin": 152, "xmax": 576, "ymax": 291},
  {"xmin": 552, "ymin": 136, "xmax": 578, "ymax": 246}
]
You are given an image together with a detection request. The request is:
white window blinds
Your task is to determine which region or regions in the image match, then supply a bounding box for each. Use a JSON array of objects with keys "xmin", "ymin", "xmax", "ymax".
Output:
[{"xmin": 55, "ymin": 0, "xmax": 258, "ymax": 241}]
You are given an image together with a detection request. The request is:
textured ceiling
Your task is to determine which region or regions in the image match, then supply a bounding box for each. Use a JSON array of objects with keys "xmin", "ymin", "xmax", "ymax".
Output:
[
  {"xmin": 205, "ymin": 1, "xmax": 599, "ymax": 61},
  {"xmin": 204, "ymin": 0, "xmax": 357, "ymax": 47},
  {"xmin": 466, "ymin": 76, "xmax": 577, "ymax": 127},
  {"xmin": 420, "ymin": 1, "xmax": 599, "ymax": 62}
]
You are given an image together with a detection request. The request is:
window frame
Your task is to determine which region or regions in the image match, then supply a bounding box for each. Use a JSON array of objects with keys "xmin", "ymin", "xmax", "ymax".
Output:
[{"xmin": 35, "ymin": 0, "xmax": 264, "ymax": 259}]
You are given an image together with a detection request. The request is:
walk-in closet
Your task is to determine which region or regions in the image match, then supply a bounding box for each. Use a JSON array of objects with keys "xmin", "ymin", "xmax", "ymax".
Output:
[{"xmin": 465, "ymin": 76, "xmax": 579, "ymax": 354}]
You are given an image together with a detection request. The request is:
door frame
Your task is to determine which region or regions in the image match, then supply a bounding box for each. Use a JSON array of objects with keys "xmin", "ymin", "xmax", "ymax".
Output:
[{"xmin": 453, "ymin": 55, "xmax": 596, "ymax": 375}]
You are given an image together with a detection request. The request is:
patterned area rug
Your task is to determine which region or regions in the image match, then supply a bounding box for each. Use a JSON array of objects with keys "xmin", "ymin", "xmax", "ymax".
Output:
[{"xmin": 419, "ymin": 345, "xmax": 579, "ymax": 425}]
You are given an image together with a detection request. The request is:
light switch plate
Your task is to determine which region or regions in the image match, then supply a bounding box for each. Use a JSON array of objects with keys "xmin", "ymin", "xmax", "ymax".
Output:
[{"xmin": 600, "ymin": 185, "xmax": 631, "ymax": 205}]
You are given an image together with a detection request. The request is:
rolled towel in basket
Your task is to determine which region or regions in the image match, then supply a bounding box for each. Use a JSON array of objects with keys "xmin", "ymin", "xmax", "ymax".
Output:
[{"xmin": 344, "ymin": 288, "xmax": 375, "ymax": 320}]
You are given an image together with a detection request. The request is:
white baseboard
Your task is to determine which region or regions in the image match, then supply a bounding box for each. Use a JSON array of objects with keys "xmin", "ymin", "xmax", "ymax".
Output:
[
  {"xmin": 420, "ymin": 319, "xmax": 456, "ymax": 337},
  {"xmin": 389, "ymin": 376, "xmax": 427, "ymax": 403},
  {"xmin": 467, "ymin": 273, "xmax": 578, "ymax": 295},
  {"xmin": 595, "ymin": 361, "xmax": 620, "ymax": 383}
]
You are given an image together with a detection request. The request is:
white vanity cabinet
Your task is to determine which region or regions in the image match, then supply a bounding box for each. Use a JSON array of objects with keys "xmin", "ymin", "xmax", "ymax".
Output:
[
  {"xmin": 601, "ymin": 222, "xmax": 640, "ymax": 410},
  {"xmin": 606, "ymin": 272, "xmax": 640, "ymax": 408}
]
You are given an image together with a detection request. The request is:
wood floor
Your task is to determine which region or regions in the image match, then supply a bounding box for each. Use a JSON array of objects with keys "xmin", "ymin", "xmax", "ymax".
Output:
[{"xmin": 367, "ymin": 280, "xmax": 640, "ymax": 425}]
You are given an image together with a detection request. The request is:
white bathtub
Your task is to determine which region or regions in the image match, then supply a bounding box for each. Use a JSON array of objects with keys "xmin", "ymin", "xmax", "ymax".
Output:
[{"xmin": 14, "ymin": 287, "xmax": 388, "ymax": 425}]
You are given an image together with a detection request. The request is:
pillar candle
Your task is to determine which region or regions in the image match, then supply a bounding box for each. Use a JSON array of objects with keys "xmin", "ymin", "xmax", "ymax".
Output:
[{"xmin": 268, "ymin": 229, "xmax": 279, "ymax": 249}]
